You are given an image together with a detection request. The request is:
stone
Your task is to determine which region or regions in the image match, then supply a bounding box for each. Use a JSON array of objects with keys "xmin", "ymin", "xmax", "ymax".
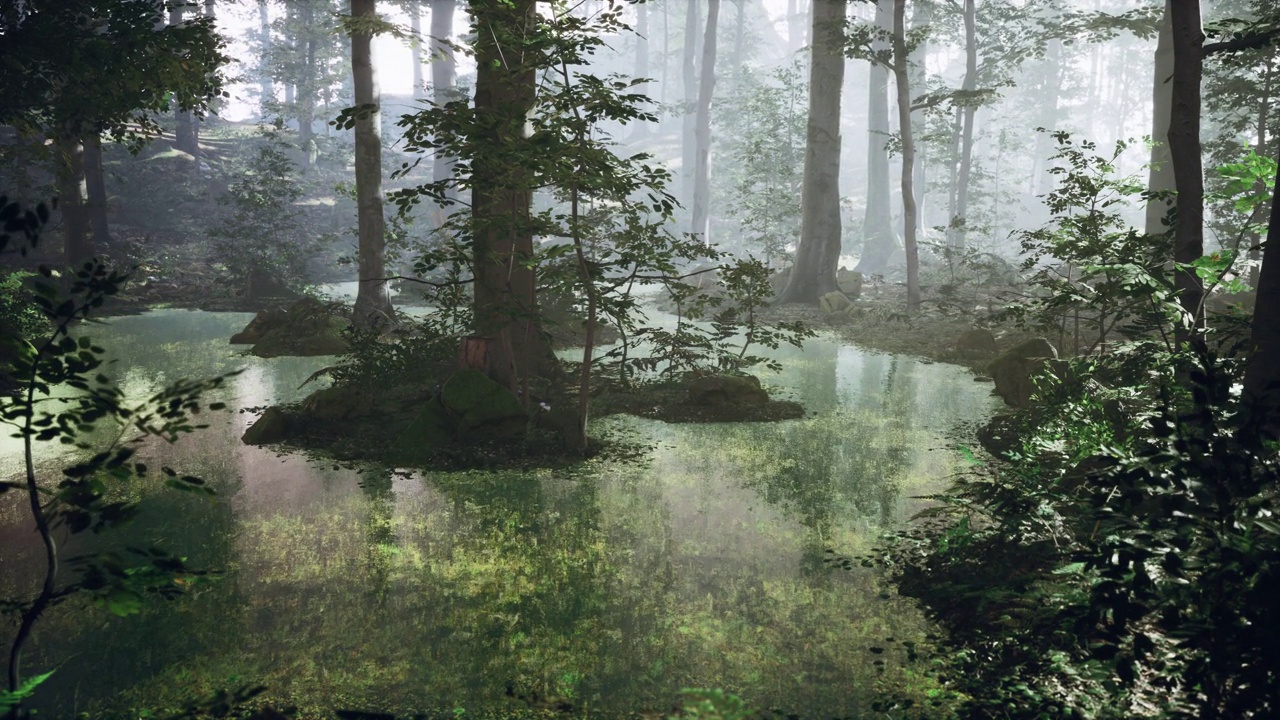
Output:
[
  {"xmin": 836, "ymin": 269, "xmax": 863, "ymax": 298},
  {"xmin": 231, "ymin": 297, "xmax": 351, "ymax": 358},
  {"xmin": 818, "ymin": 291, "xmax": 854, "ymax": 315},
  {"xmin": 955, "ymin": 328, "xmax": 998, "ymax": 355},
  {"xmin": 686, "ymin": 373, "xmax": 769, "ymax": 407},
  {"xmin": 976, "ymin": 413, "xmax": 1020, "ymax": 459},
  {"xmin": 392, "ymin": 398, "xmax": 454, "ymax": 457},
  {"xmin": 242, "ymin": 407, "xmax": 289, "ymax": 445},
  {"xmin": 301, "ymin": 385, "xmax": 376, "ymax": 422},
  {"xmin": 439, "ymin": 369, "xmax": 528, "ymax": 440},
  {"xmin": 229, "ymin": 308, "xmax": 286, "ymax": 345},
  {"xmin": 987, "ymin": 337, "xmax": 1058, "ymax": 407}
]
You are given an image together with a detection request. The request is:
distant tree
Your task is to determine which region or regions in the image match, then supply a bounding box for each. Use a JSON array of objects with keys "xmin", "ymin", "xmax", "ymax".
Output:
[
  {"xmin": 430, "ymin": 0, "xmax": 459, "ymax": 202},
  {"xmin": 854, "ymin": 0, "xmax": 897, "ymax": 277},
  {"xmin": 0, "ymin": 0, "xmax": 226, "ymax": 265},
  {"xmin": 774, "ymin": 0, "xmax": 847, "ymax": 304},
  {"xmin": 891, "ymin": 0, "xmax": 920, "ymax": 312},
  {"xmin": 690, "ymin": 0, "xmax": 720, "ymax": 241}
]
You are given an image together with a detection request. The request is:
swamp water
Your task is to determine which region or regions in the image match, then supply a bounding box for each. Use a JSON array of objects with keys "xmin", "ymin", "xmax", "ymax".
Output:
[{"xmin": 1, "ymin": 309, "xmax": 999, "ymax": 718}]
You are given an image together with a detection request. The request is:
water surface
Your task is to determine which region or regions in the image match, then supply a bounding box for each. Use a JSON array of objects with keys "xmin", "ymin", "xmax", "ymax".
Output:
[{"xmin": 0, "ymin": 309, "xmax": 997, "ymax": 718}]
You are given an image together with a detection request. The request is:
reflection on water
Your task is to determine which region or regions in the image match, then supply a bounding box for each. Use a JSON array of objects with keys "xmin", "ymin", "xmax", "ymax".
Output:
[{"xmin": 0, "ymin": 310, "xmax": 998, "ymax": 718}]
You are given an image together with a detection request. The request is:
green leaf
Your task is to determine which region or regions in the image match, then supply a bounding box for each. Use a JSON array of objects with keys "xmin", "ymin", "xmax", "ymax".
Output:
[{"xmin": 0, "ymin": 670, "xmax": 55, "ymax": 711}]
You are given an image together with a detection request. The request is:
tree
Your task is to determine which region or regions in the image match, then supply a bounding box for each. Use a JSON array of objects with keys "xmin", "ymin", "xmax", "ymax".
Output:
[
  {"xmin": 690, "ymin": 0, "xmax": 720, "ymax": 241},
  {"xmin": 1168, "ymin": 1, "xmax": 1206, "ymax": 343},
  {"xmin": 1244, "ymin": 146, "xmax": 1280, "ymax": 410},
  {"xmin": 854, "ymin": 0, "xmax": 897, "ymax": 277},
  {"xmin": 891, "ymin": 0, "xmax": 920, "ymax": 312},
  {"xmin": 682, "ymin": 0, "xmax": 701, "ymax": 208},
  {"xmin": 170, "ymin": 3, "xmax": 201, "ymax": 159},
  {"xmin": 350, "ymin": 0, "xmax": 396, "ymax": 328},
  {"xmin": 948, "ymin": 0, "xmax": 978, "ymax": 251},
  {"xmin": 430, "ymin": 0, "xmax": 458, "ymax": 201},
  {"xmin": 774, "ymin": 0, "xmax": 846, "ymax": 305},
  {"xmin": 0, "ymin": 0, "xmax": 226, "ymax": 265},
  {"xmin": 1146, "ymin": 0, "xmax": 1175, "ymax": 237}
]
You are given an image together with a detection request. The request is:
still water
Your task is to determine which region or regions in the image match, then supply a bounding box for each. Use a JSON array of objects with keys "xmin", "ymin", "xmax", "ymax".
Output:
[{"xmin": 1, "ymin": 309, "xmax": 998, "ymax": 718}]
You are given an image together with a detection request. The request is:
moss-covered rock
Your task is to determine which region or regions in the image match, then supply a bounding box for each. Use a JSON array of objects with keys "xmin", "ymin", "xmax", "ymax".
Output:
[
  {"xmin": 440, "ymin": 369, "xmax": 528, "ymax": 439},
  {"xmin": 301, "ymin": 385, "xmax": 376, "ymax": 421},
  {"xmin": 230, "ymin": 297, "xmax": 350, "ymax": 357},
  {"xmin": 685, "ymin": 373, "xmax": 770, "ymax": 407},
  {"xmin": 987, "ymin": 337, "xmax": 1058, "ymax": 407},
  {"xmin": 242, "ymin": 407, "xmax": 290, "ymax": 445}
]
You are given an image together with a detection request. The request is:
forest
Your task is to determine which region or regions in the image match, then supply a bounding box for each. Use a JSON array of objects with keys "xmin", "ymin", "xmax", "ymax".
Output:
[{"xmin": 1, "ymin": 0, "xmax": 1279, "ymax": 717}]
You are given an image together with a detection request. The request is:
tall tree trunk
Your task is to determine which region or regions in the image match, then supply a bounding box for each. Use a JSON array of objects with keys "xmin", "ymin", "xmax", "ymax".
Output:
[
  {"xmin": 170, "ymin": 5, "xmax": 199, "ymax": 158},
  {"xmin": 630, "ymin": 0, "xmax": 651, "ymax": 140},
  {"xmin": 775, "ymin": 0, "xmax": 846, "ymax": 305},
  {"xmin": 1145, "ymin": 0, "xmax": 1175, "ymax": 236},
  {"xmin": 258, "ymin": 0, "xmax": 274, "ymax": 113},
  {"xmin": 471, "ymin": 0, "xmax": 556, "ymax": 389},
  {"xmin": 57, "ymin": 136, "xmax": 91, "ymax": 265},
  {"xmin": 1032, "ymin": 39, "xmax": 1064, "ymax": 197},
  {"xmin": 909, "ymin": 0, "xmax": 930, "ymax": 227},
  {"xmin": 351, "ymin": 0, "xmax": 395, "ymax": 329},
  {"xmin": 431, "ymin": 0, "xmax": 458, "ymax": 201},
  {"xmin": 298, "ymin": 2, "xmax": 318, "ymax": 171},
  {"xmin": 681, "ymin": 0, "xmax": 700, "ymax": 207},
  {"xmin": 1168, "ymin": 1, "xmax": 1205, "ymax": 342},
  {"xmin": 786, "ymin": 0, "xmax": 805, "ymax": 55},
  {"xmin": 949, "ymin": 0, "xmax": 977, "ymax": 250},
  {"xmin": 855, "ymin": 0, "xmax": 895, "ymax": 276},
  {"xmin": 1243, "ymin": 146, "xmax": 1280, "ymax": 411},
  {"xmin": 892, "ymin": 0, "xmax": 919, "ymax": 312},
  {"xmin": 691, "ymin": 0, "xmax": 719, "ymax": 241},
  {"xmin": 410, "ymin": 2, "xmax": 424, "ymax": 97},
  {"xmin": 1249, "ymin": 58, "xmax": 1273, "ymax": 289},
  {"xmin": 83, "ymin": 133, "xmax": 110, "ymax": 248}
]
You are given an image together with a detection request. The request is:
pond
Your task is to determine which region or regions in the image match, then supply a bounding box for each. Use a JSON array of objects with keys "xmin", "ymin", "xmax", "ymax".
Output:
[{"xmin": 0, "ymin": 308, "xmax": 999, "ymax": 719}]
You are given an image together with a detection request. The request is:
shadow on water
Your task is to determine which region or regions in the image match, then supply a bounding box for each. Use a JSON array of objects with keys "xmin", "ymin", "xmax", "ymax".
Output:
[{"xmin": 0, "ymin": 310, "xmax": 998, "ymax": 718}]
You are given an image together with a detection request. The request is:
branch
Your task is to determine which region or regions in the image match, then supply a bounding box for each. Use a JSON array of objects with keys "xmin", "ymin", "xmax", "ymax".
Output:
[
  {"xmin": 378, "ymin": 274, "xmax": 473, "ymax": 288},
  {"xmin": 1204, "ymin": 28, "xmax": 1280, "ymax": 56}
]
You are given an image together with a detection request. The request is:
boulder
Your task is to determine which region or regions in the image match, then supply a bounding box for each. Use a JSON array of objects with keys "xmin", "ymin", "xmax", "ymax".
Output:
[
  {"xmin": 836, "ymin": 269, "xmax": 863, "ymax": 298},
  {"xmin": 392, "ymin": 398, "xmax": 455, "ymax": 457},
  {"xmin": 818, "ymin": 291, "xmax": 854, "ymax": 315},
  {"xmin": 242, "ymin": 407, "xmax": 289, "ymax": 445},
  {"xmin": 976, "ymin": 413, "xmax": 1020, "ymax": 459},
  {"xmin": 231, "ymin": 297, "xmax": 351, "ymax": 358},
  {"xmin": 955, "ymin": 328, "xmax": 998, "ymax": 355},
  {"xmin": 301, "ymin": 385, "xmax": 376, "ymax": 422},
  {"xmin": 439, "ymin": 369, "xmax": 528, "ymax": 440},
  {"xmin": 686, "ymin": 373, "xmax": 769, "ymax": 407},
  {"xmin": 987, "ymin": 337, "xmax": 1058, "ymax": 407}
]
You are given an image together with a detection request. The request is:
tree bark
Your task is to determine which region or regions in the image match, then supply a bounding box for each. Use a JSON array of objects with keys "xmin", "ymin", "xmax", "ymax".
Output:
[
  {"xmin": 855, "ymin": 0, "xmax": 896, "ymax": 276},
  {"xmin": 351, "ymin": 0, "xmax": 395, "ymax": 329},
  {"xmin": 775, "ymin": 0, "xmax": 846, "ymax": 305},
  {"xmin": 410, "ymin": 1, "xmax": 424, "ymax": 97},
  {"xmin": 471, "ymin": 0, "xmax": 557, "ymax": 389},
  {"xmin": 691, "ymin": 0, "xmax": 720, "ymax": 242},
  {"xmin": 57, "ymin": 135, "xmax": 91, "ymax": 265},
  {"xmin": 949, "ymin": 0, "xmax": 977, "ymax": 250},
  {"xmin": 258, "ymin": 0, "xmax": 274, "ymax": 113},
  {"xmin": 1249, "ymin": 57, "xmax": 1273, "ymax": 289},
  {"xmin": 83, "ymin": 133, "xmax": 111, "ymax": 248},
  {"xmin": 431, "ymin": 0, "xmax": 458, "ymax": 201},
  {"xmin": 630, "ymin": 0, "xmax": 650, "ymax": 140},
  {"xmin": 1168, "ymin": 1, "xmax": 1205, "ymax": 341},
  {"xmin": 681, "ymin": 0, "xmax": 700, "ymax": 208},
  {"xmin": 298, "ymin": 1, "xmax": 318, "ymax": 170},
  {"xmin": 170, "ymin": 4, "xmax": 199, "ymax": 158},
  {"xmin": 909, "ymin": 0, "xmax": 931, "ymax": 226},
  {"xmin": 1243, "ymin": 146, "xmax": 1280, "ymax": 412},
  {"xmin": 1145, "ymin": 0, "xmax": 1175, "ymax": 236},
  {"xmin": 892, "ymin": 0, "xmax": 919, "ymax": 312},
  {"xmin": 1032, "ymin": 39, "xmax": 1064, "ymax": 197}
]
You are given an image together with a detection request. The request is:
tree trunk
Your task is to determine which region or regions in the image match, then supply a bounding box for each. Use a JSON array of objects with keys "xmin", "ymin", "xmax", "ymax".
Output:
[
  {"xmin": 1145, "ymin": 0, "xmax": 1175, "ymax": 236},
  {"xmin": 909, "ymin": 0, "xmax": 931, "ymax": 226},
  {"xmin": 949, "ymin": 0, "xmax": 977, "ymax": 250},
  {"xmin": 691, "ymin": 0, "xmax": 720, "ymax": 242},
  {"xmin": 1249, "ymin": 57, "xmax": 1273, "ymax": 289},
  {"xmin": 351, "ymin": 0, "xmax": 395, "ymax": 329},
  {"xmin": 775, "ymin": 0, "xmax": 846, "ymax": 305},
  {"xmin": 298, "ymin": 2, "xmax": 318, "ymax": 171},
  {"xmin": 83, "ymin": 133, "xmax": 111, "ymax": 248},
  {"xmin": 1032, "ymin": 39, "xmax": 1065, "ymax": 197},
  {"xmin": 1243, "ymin": 146, "xmax": 1280, "ymax": 411},
  {"xmin": 681, "ymin": 0, "xmax": 700, "ymax": 208},
  {"xmin": 410, "ymin": 2, "xmax": 424, "ymax": 97},
  {"xmin": 170, "ymin": 5, "xmax": 199, "ymax": 158},
  {"xmin": 57, "ymin": 136, "xmax": 91, "ymax": 265},
  {"xmin": 1168, "ymin": 1, "xmax": 1205, "ymax": 342},
  {"xmin": 892, "ymin": 0, "xmax": 919, "ymax": 312},
  {"xmin": 258, "ymin": 0, "xmax": 274, "ymax": 112},
  {"xmin": 855, "ymin": 0, "xmax": 896, "ymax": 276},
  {"xmin": 431, "ymin": 0, "xmax": 458, "ymax": 201},
  {"xmin": 471, "ymin": 0, "xmax": 557, "ymax": 389},
  {"xmin": 786, "ymin": 0, "xmax": 804, "ymax": 55},
  {"xmin": 630, "ymin": 0, "xmax": 651, "ymax": 140}
]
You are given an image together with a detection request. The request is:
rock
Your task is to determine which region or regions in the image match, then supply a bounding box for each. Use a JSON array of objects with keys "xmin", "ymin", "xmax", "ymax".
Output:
[
  {"xmin": 836, "ymin": 269, "xmax": 863, "ymax": 298},
  {"xmin": 231, "ymin": 297, "xmax": 351, "ymax": 358},
  {"xmin": 987, "ymin": 337, "xmax": 1058, "ymax": 407},
  {"xmin": 768, "ymin": 268, "xmax": 791, "ymax": 296},
  {"xmin": 392, "ymin": 398, "xmax": 455, "ymax": 457},
  {"xmin": 301, "ymin": 385, "xmax": 376, "ymax": 421},
  {"xmin": 242, "ymin": 407, "xmax": 289, "ymax": 445},
  {"xmin": 439, "ymin": 369, "xmax": 528, "ymax": 440},
  {"xmin": 955, "ymin": 328, "xmax": 998, "ymax": 355},
  {"xmin": 686, "ymin": 373, "xmax": 769, "ymax": 407},
  {"xmin": 818, "ymin": 291, "xmax": 854, "ymax": 315}
]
